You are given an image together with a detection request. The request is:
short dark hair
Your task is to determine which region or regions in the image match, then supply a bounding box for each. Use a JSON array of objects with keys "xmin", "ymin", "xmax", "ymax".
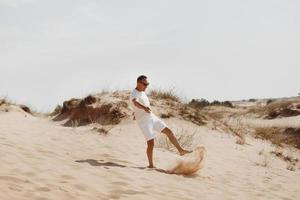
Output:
[{"xmin": 137, "ymin": 75, "xmax": 147, "ymax": 82}]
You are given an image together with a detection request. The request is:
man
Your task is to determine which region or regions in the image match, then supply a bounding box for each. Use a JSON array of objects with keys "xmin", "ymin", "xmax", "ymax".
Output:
[{"xmin": 130, "ymin": 75, "xmax": 192, "ymax": 168}]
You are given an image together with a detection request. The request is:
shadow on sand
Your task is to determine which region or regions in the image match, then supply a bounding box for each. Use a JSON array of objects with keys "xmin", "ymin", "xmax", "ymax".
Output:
[
  {"xmin": 75, "ymin": 159, "xmax": 127, "ymax": 168},
  {"xmin": 75, "ymin": 159, "xmax": 170, "ymax": 174}
]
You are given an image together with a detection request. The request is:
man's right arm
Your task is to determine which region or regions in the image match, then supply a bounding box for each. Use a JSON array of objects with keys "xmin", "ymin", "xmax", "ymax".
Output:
[{"xmin": 132, "ymin": 99, "xmax": 151, "ymax": 113}]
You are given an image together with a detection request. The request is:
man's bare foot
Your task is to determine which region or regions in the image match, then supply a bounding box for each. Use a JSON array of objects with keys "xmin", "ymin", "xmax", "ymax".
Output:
[
  {"xmin": 147, "ymin": 165, "xmax": 155, "ymax": 169},
  {"xmin": 180, "ymin": 149, "xmax": 192, "ymax": 156}
]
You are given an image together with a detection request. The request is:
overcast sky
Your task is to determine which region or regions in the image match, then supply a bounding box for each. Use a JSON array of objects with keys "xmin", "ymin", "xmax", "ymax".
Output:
[{"xmin": 1, "ymin": 0, "xmax": 299, "ymax": 112}]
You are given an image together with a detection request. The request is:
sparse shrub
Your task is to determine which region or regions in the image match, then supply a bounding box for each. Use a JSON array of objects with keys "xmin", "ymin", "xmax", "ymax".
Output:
[
  {"xmin": 20, "ymin": 105, "xmax": 31, "ymax": 114},
  {"xmin": 0, "ymin": 98, "xmax": 7, "ymax": 106},
  {"xmin": 211, "ymin": 100, "xmax": 220, "ymax": 105},
  {"xmin": 188, "ymin": 99, "xmax": 233, "ymax": 109},
  {"xmin": 188, "ymin": 99, "xmax": 210, "ymax": 109},
  {"xmin": 81, "ymin": 95, "xmax": 97, "ymax": 106},
  {"xmin": 222, "ymin": 101, "xmax": 234, "ymax": 108},
  {"xmin": 211, "ymin": 100, "xmax": 234, "ymax": 108},
  {"xmin": 266, "ymin": 99, "xmax": 274, "ymax": 105}
]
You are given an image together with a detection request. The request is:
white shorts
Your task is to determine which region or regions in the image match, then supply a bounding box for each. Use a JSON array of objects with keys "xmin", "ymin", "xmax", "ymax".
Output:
[{"xmin": 137, "ymin": 115, "xmax": 167, "ymax": 141}]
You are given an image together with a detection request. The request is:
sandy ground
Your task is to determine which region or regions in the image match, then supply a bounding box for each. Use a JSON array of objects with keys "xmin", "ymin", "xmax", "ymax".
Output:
[{"xmin": 0, "ymin": 109, "xmax": 300, "ymax": 200}]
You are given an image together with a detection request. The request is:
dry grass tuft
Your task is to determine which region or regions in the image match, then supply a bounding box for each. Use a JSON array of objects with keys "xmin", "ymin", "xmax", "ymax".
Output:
[
  {"xmin": 160, "ymin": 112, "xmax": 174, "ymax": 119},
  {"xmin": 254, "ymin": 127, "xmax": 283, "ymax": 145},
  {"xmin": 286, "ymin": 164, "xmax": 296, "ymax": 171},
  {"xmin": 222, "ymin": 118, "xmax": 247, "ymax": 145},
  {"xmin": 0, "ymin": 97, "xmax": 33, "ymax": 115},
  {"xmin": 270, "ymin": 150, "xmax": 299, "ymax": 163},
  {"xmin": 270, "ymin": 149, "xmax": 299, "ymax": 171},
  {"xmin": 254, "ymin": 127, "xmax": 300, "ymax": 149},
  {"xmin": 149, "ymin": 89, "xmax": 181, "ymax": 102},
  {"xmin": 92, "ymin": 126, "xmax": 113, "ymax": 135},
  {"xmin": 50, "ymin": 105, "xmax": 62, "ymax": 116},
  {"xmin": 179, "ymin": 106, "xmax": 206, "ymax": 126},
  {"xmin": 155, "ymin": 129, "xmax": 197, "ymax": 152}
]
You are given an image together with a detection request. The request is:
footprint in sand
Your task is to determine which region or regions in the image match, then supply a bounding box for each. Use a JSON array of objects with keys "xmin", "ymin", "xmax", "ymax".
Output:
[
  {"xmin": 0, "ymin": 175, "xmax": 27, "ymax": 183},
  {"xmin": 36, "ymin": 187, "xmax": 51, "ymax": 192},
  {"xmin": 35, "ymin": 197, "xmax": 51, "ymax": 200},
  {"xmin": 60, "ymin": 174, "xmax": 76, "ymax": 180},
  {"xmin": 73, "ymin": 184, "xmax": 87, "ymax": 191},
  {"xmin": 22, "ymin": 171, "xmax": 36, "ymax": 177},
  {"xmin": 111, "ymin": 181, "xmax": 129, "ymax": 187},
  {"xmin": 0, "ymin": 143, "xmax": 14, "ymax": 147},
  {"xmin": 9, "ymin": 184, "xmax": 23, "ymax": 192},
  {"xmin": 107, "ymin": 189, "xmax": 145, "ymax": 199},
  {"xmin": 59, "ymin": 180, "xmax": 69, "ymax": 183},
  {"xmin": 141, "ymin": 185, "xmax": 153, "ymax": 189}
]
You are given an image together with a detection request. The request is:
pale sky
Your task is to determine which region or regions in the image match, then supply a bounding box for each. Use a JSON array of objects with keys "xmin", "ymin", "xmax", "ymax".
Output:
[{"xmin": 1, "ymin": 0, "xmax": 299, "ymax": 112}]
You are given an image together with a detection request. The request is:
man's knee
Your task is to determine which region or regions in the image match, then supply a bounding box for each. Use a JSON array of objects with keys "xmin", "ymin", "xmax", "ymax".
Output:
[
  {"xmin": 162, "ymin": 127, "xmax": 172, "ymax": 135},
  {"xmin": 147, "ymin": 139, "xmax": 154, "ymax": 147}
]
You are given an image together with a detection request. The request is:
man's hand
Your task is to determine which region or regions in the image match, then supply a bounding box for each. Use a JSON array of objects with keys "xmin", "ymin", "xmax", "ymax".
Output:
[
  {"xmin": 132, "ymin": 99, "xmax": 151, "ymax": 113},
  {"xmin": 144, "ymin": 107, "xmax": 151, "ymax": 113}
]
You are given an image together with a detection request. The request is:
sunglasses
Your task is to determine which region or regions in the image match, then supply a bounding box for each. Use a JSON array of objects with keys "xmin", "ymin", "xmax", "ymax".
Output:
[{"xmin": 140, "ymin": 82, "xmax": 149, "ymax": 86}]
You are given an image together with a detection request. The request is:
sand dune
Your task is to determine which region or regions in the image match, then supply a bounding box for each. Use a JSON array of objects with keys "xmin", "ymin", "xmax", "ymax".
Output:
[{"xmin": 0, "ymin": 93, "xmax": 300, "ymax": 200}]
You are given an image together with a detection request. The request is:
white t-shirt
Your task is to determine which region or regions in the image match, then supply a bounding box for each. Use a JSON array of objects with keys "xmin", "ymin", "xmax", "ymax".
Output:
[{"xmin": 130, "ymin": 89, "xmax": 152, "ymax": 122}]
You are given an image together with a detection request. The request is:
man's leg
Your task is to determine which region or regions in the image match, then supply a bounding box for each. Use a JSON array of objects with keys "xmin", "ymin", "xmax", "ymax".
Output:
[
  {"xmin": 146, "ymin": 139, "xmax": 155, "ymax": 168},
  {"xmin": 161, "ymin": 127, "xmax": 192, "ymax": 156}
]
